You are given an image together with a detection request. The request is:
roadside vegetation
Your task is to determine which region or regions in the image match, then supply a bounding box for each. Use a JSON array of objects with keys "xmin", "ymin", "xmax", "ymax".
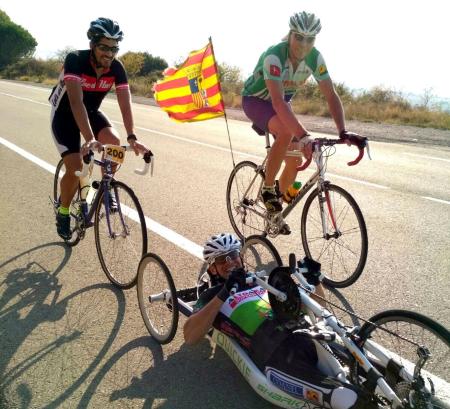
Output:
[{"xmin": 1, "ymin": 9, "xmax": 449, "ymax": 130}]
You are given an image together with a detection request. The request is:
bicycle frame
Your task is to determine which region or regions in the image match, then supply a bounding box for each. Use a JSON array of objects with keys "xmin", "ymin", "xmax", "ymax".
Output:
[
  {"xmin": 75, "ymin": 158, "xmax": 128, "ymax": 239},
  {"xmin": 242, "ymin": 132, "xmax": 335, "ymax": 236}
]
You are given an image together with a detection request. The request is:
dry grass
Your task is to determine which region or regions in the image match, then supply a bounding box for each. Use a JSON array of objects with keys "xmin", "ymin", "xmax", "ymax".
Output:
[{"xmin": 2, "ymin": 61, "xmax": 449, "ymax": 130}]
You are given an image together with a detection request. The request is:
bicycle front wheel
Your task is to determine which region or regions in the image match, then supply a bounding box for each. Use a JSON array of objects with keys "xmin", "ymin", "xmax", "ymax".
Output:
[
  {"xmin": 241, "ymin": 235, "xmax": 282, "ymax": 274},
  {"xmin": 137, "ymin": 253, "xmax": 179, "ymax": 344},
  {"xmin": 226, "ymin": 161, "xmax": 267, "ymax": 239},
  {"xmin": 53, "ymin": 159, "xmax": 81, "ymax": 246},
  {"xmin": 301, "ymin": 183, "xmax": 368, "ymax": 288},
  {"xmin": 94, "ymin": 180, "xmax": 147, "ymax": 289},
  {"xmin": 354, "ymin": 310, "xmax": 450, "ymax": 408}
]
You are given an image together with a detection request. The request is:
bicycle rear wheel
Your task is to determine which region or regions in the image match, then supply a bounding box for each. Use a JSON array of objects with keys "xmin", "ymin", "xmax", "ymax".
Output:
[
  {"xmin": 354, "ymin": 310, "xmax": 450, "ymax": 408},
  {"xmin": 94, "ymin": 180, "xmax": 147, "ymax": 289},
  {"xmin": 53, "ymin": 159, "xmax": 81, "ymax": 246},
  {"xmin": 301, "ymin": 183, "xmax": 368, "ymax": 288},
  {"xmin": 137, "ymin": 253, "xmax": 179, "ymax": 344},
  {"xmin": 241, "ymin": 235, "xmax": 282, "ymax": 274},
  {"xmin": 226, "ymin": 161, "xmax": 267, "ymax": 239}
]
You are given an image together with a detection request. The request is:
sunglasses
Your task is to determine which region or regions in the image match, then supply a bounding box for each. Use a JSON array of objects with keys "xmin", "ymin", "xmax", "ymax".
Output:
[
  {"xmin": 292, "ymin": 32, "xmax": 315, "ymax": 44},
  {"xmin": 96, "ymin": 44, "xmax": 120, "ymax": 54},
  {"xmin": 214, "ymin": 250, "xmax": 241, "ymax": 265}
]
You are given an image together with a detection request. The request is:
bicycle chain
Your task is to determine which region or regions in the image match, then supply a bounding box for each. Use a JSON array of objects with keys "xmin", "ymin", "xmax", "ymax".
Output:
[{"xmin": 298, "ymin": 283, "xmax": 424, "ymax": 348}]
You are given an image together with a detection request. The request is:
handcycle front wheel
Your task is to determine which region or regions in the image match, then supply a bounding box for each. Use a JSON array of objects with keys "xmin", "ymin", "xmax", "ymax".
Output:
[
  {"xmin": 301, "ymin": 183, "xmax": 368, "ymax": 288},
  {"xmin": 137, "ymin": 253, "xmax": 179, "ymax": 344},
  {"xmin": 53, "ymin": 159, "xmax": 81, "ymax": 247},
  {"xmin": 353, "ymin": 310, "xmax": 450, "ymax": 408},
  {"xmin": 94, "ymin": 180, "xmax": 148, "ymax": 289},
  {"xmin": 226, "ymin": 160, "xmax": 267, "ymax": 240}
]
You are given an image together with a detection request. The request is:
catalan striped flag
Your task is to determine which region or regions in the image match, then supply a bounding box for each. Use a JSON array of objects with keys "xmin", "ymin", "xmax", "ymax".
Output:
[{"xmin": 154, "ymin": 42, "xmax": 225, "ymax": 122}]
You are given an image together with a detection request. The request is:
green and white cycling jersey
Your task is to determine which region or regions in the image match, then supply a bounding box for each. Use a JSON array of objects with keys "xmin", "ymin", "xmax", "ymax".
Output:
[
  {"xmin": 220, "ymin": 286, "xmax": 272, "ymax": 336},
  {"xmin": 242, "ymin": 41, "xmax": 330, "ymax": 101},
  {"xmin": 194, "ymin": 284, "xmax": 272, "ymax": 337}
]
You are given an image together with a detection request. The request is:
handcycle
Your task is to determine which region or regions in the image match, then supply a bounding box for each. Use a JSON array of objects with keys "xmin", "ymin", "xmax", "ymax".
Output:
[
  {"xmin": 226, "ymin": 131, "xmax": 371, "ymax": 288},
  {"xmin": 52, "ymin": 144, "xmax": 153, "ymax": 288},
  {"xmin": 136, "ymin": 239, "xmax": 449, "ymax": 408}
]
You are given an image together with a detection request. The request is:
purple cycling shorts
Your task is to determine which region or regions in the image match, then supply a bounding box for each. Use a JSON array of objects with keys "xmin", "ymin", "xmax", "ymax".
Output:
[{"xmin": 242, "ymin": 96, "xmax": 276, "ymax": 134}]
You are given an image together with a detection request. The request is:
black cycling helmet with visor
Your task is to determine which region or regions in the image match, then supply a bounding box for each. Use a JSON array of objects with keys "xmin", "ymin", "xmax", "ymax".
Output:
[{"xmin": 87, "ymin": 17, "xmax": 124, "ymax": 44}]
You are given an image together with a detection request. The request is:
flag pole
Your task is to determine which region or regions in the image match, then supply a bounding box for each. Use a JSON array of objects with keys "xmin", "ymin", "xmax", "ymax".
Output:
[{"xmin": 209, "ymin": 36, "xmax": 236, "ymax": 168}]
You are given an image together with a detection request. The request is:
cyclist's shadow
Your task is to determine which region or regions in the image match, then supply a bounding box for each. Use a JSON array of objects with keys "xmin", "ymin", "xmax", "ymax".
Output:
[
  {"xmin": 78, "ymin": 335, "xmax": 272, "ymax": 409},
  {"xmin": 0, "ymin": 242, "xmax": 126, "ymax": 409}
]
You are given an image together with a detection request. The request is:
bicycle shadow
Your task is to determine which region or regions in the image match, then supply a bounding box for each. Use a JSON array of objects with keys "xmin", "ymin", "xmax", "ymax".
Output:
[
  {"xmin": 0, "ymin": 242, "xmax": 126, "ymax": 409},
  {"xmin": 78, "ymin": 335, "xmax": 272, "ymax": 409}
]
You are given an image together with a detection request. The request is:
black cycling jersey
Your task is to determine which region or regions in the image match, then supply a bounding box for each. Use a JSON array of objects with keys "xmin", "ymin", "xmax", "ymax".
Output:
[{"xmin": 49, "ymin": 49, "xmax": 128, "ymax": 114}]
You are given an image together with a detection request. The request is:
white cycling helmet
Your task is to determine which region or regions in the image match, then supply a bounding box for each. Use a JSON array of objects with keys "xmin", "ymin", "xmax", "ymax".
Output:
[
  {"xmin": 289, "ymin": 11, "xmax": 322, "ymax": 36},
  {"xmin": 203, "ymin": 233, "xmax": 241, "ymax": 264}
]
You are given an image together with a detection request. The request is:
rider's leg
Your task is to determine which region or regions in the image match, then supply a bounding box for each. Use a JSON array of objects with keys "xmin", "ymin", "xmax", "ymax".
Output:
[
  {"xmin": 60, "ymin": 153, "xmax": 82, "ymax": 208},
  {"xmin": 265, "ymin": 114, "xmax": 293, "ymax": 186},
  {"xmin": 278, "ymin": 139, "xmax": 302, "ymax": 194}
]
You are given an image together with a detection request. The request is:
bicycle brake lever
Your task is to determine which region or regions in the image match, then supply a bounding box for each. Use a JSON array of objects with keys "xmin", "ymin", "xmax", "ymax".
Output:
[{"xmin": 366, "ymin": 142, "xmax": 372, "ymax": 160}]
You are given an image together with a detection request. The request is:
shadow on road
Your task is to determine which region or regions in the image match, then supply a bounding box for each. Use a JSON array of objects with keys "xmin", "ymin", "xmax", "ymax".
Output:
[
  {"xmin": 0, "ymin": 242, "xmax": 127, "ymax": 408},
  {"xmin": 77, "ymin": 335, "xmax": 269, "ymax": 409}
]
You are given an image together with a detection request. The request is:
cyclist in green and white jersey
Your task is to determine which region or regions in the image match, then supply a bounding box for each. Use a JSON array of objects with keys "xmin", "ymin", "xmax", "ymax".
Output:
[
  {"xmin": 183, "ymin": 233, "xmax": 376, "ymax": 408},
  {"xmin": 242, "ymin": 12, "xmax": 362, "ymax": 230}
]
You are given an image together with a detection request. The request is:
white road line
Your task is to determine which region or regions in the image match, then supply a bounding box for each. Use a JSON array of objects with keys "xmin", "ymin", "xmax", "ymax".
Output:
[
  {"xmin": 422, "ymin": 196, "xmax": 450, "ymax": 205},
  {"xmin": 404, "ymin": 152, "xmax": 450, "ymax": 163},
  {"xmin": 0, "ymin": 91, "xmax": 49, "ymax": 106},
  {"xmin": 0, "ymin": 136, "xmax": 204, "ymax": 260}
]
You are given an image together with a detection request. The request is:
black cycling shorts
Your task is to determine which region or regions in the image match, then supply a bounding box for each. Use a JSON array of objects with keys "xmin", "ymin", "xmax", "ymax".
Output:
[{"xmin": 51, "ymin": 110, "xmax": 112, "ymax": 157}]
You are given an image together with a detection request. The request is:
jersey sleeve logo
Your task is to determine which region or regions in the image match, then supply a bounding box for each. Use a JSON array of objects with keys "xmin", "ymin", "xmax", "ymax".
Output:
[
  {"xmin": 318, "ymin": 64, "xmax": 328, "ymax": 75},
  {"xmin": 270, "ymin": 64, "xmax": 281, "ymax": 77}
]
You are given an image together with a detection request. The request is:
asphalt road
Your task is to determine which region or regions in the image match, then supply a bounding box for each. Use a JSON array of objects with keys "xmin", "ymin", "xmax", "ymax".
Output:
[{"xmin": 1, "ymin": 80, "xmax": 449, "ymax": 409}]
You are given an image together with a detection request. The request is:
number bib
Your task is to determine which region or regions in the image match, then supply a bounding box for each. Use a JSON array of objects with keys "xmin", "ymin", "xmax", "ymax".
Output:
[{"xmin": 104, "ymin": 144, "xmax": 126, "ymax": 164}]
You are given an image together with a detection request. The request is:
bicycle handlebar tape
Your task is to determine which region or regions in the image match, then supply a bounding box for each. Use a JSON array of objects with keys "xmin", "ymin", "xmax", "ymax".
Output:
[{"xmin": 143, "ymin": 151, "xmax": 153, "ymax": 163}]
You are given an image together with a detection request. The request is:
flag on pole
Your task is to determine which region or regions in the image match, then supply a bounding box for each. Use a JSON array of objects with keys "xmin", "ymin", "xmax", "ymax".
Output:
[{"xmin": 154, "ymin": 42, "xmax": 225, "ymax": 122}]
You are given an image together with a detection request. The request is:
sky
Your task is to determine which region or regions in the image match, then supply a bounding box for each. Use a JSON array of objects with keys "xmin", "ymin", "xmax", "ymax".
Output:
[{"xmin": 1, "ymin": 0, "xmax": 449, "ymax": 100}]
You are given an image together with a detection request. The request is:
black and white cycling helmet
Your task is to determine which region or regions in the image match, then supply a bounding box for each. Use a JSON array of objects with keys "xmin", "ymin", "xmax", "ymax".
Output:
[
  {"xmin": 203, "ymin": 233, "xmax": 241, "ymax": 264},
  {"xmin": 87, "ymin": 18, "xmax": 124, "ymax": 42},
  {"xmin": 289, "ymin": 11, "xmax": 321, "ymax": 36}
]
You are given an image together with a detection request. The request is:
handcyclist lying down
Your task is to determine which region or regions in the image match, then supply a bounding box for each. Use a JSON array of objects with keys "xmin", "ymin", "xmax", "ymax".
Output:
[{"xmin": 183, "ymin": 233, "xmax": 376, "ymax": 409}]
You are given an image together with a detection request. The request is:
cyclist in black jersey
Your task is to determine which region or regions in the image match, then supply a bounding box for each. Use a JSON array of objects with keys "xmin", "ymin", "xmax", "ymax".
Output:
[
  {"xmin": 49, "ymin": 17, "xmax": 151, "ymax": 240},
  {"xmin": 183, "ymin": 234, "xmax": 376, "ymax": 409}
]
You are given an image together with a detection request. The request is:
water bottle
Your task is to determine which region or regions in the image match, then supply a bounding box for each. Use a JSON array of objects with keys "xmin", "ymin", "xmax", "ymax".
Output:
[
  {"xmin": 283, "ymin": 181, "xmax": 302, "ymax": 203},
  {"xmin": 86, "ymin": 181, "xmax": 98, "ymax": 205}
]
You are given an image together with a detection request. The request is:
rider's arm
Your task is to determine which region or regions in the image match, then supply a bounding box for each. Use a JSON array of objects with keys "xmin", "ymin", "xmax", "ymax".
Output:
[
  {"xmin": 318, "ymin": 78, "xmax": 345, "ymax": 134},
  {"xmin": 183, "ymin": 296, "xmax": 224, "ymax": 345},
  {"xmin": 116, "ymin": 87, "xmax": 135, "ymax": 138},
  {"xmin": 266, "ymin": 79, "xmax": 308, "ymax": 138},
  {"xmin": 65, "ymin": 80, "xmax": 96, "ymax": 143}
]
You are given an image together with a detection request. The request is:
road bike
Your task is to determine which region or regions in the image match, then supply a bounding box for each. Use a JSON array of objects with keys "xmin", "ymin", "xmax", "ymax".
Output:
[
  {"xmin": 136, "ymin": 238, "xmax": 450, "ymax": 408},
  {"xmin": 52, "ymin": 144, "xmax": 152, "ymax": 288},
  {"xmin": 226, "ymin": 132, "xmax": 371, "ymax": 288}
]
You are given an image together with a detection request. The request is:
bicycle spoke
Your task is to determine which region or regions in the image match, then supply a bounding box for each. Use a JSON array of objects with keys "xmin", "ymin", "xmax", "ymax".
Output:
[{"xmin": 302, "ymin": 184, "xmax": 368, "ymax": 287}]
